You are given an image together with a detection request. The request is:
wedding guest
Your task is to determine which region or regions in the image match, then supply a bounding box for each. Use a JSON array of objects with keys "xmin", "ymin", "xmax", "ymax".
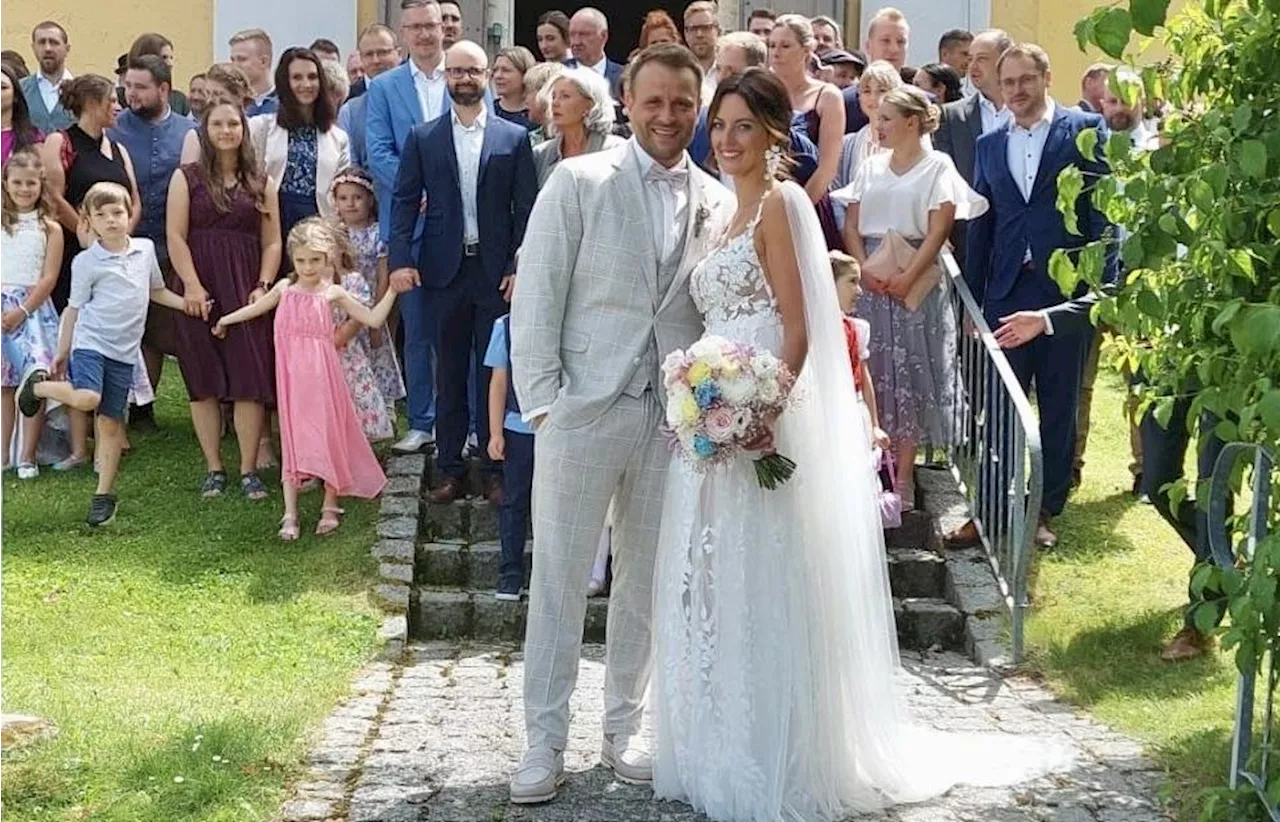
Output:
[
  {"xmin": 748, "ymin": 8, "xmax": 777, "ymax": 41},
  {"xmin": 321, "ymin": 58, "xmax": 350, "ymax": 117},
  {"xmin": 536, "ymin": 10, "xmax": 572, "ymax": 63},
  {"xmin": 842, "ymin": 6, "xmax": 910, "ymax": 133},
  {"xmin": 965, "ymin": 44, "xmax": 1116, "ymax": 548},
  {"xmin": 188, "ymin": 73, "xmax": 210, "ymax": 119},
  {"xmin": 109, "ymin": 55, "xmax": 197, "ymax": 429},
  {"xmin": 309, "ymin": 38, "xmax": 342, "ymax": 65},
  {"xmin": 532, "ymin": 67, "xmax": 621, "ymax": 187},
  {"xmin": 179, "ymin": 63, "xmax": 255, "ymax": 164},
  {"xmin": 166, "ymin": 99, "xmax": 281, "ymax": 499},
  {"xmin": 770, "ymin": 15, "xmax": 843, "ymax": 203},
  {"xmin": 248, "ymin": 46, "xmax": 349, "ymax": 266},
  {"xmin": 1, "ymin": 51, "xmax": 29, "ymax": 78},
  {"xmin": 440, "ymin": 1, "xmax": 465, "ymax": 49},
  {"xmin": 564, "ymin": 8, "xmax": 624, "ymax": 99},
  {"xmin": 367, "ymin": 0, "xmax": 450, "ymax": 456},
  {"xmin": 833, "ymin": 60, "xmax": 900, "ymax": 189},
  {"xmin": 820, "ymin": 49, "xmax": 865, "ymax": 90},
  {"xmin": 684, "ymin": 2, "xmax": 721, "ymax": 103},
  {"xmin": 522, "ymin": 62, "xmax": 564, "ymax": 144},
  {"xmin": 228, "ymin": 28, "xmax": 278, "ymax": 116},
  {"xmin": 1078, "ymin": 62, "xmax": 1111, "ymax": 112},
  {"xmin": 637, "ymin": 10, "xmax": 679, "ymax": 51},
  {"xmin": 837, "ymin": 85, "xmax": 986, "ymax": 508},
  {"xmin": 21, "ymin": 21, "xmax": 74, "ymax": 134},
  {"xmin": 485, "ymin": 310, "xmax": 531, "ymax": 602},
  {"xmin": 938, "ymin": 29, "xmax": 973, "ymax": 76},
  {"xmin": 3, "ymin": 63, "xmax": 43, "ymax": 165},
  {"xmin": 128, "ymin": 33, "xmax": 191, "ymax": 115},
  {"xmin": 915, "ymin": 63, "xmax": 963, "ymax": 103},
  {"xmin": 810, "ymin": 15, "xmax": 844, "ymax": 55},
  {"xmin": 492, "ymin": 46, "xmax": 537, "ymax": 129},
  {"xmin": 338, "ymin": 24, "xmax": 400, "ymax": 168},
  {"xmin": 346, "ymin": 51, "xmax": 366, "ymax": 98},
  {"xmin": 387, "ymin": 41, "xmax": 536, "ymax": 506}
]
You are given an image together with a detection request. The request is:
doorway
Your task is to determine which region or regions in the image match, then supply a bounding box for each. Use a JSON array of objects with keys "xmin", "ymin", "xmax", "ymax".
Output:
[{"xmin": 513, "ymin": 1, "xmax": 689, "ymax": 64}]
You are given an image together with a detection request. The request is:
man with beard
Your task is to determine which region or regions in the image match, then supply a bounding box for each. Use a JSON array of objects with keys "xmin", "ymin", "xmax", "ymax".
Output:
[
  {"xmin": 21, "ymin": 21, "xmax": 74, "ymax": 132},
  {"xmin": 388, "ymin": 41, "xmax": 536, "ymax": 506},
  {"xmin": 108, "ymin": 54, "xmax": 196, "ymax": 426}
]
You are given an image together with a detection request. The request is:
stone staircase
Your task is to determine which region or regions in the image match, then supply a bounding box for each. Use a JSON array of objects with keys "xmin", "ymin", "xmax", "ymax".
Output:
[{"xmin": 407, "ymin": 456, "xmax": 976, "ymax": 653}]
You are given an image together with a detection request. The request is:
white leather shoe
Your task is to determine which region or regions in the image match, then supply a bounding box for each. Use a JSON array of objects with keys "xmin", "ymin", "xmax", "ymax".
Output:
[
  {"xmin": 510, "ymin": 746, "xmax": 564, "ymax": 804},
  {"xmin": 392, "ymin": 429, "xmax": 435, "ymax": 454},
  {"xmin": 601, "ymin": 734, "xmax": 652, "ymax": 785}
]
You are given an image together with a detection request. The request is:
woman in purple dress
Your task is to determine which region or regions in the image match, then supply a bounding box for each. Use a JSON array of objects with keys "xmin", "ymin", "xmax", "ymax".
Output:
[{"xmin": 167, "ymin": 99, "xmax": 282, "ymax": 499}]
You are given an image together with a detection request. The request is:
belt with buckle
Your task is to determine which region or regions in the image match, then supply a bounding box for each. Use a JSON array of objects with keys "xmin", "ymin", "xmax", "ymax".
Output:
[{"xmin": 463, "ymin": 242, "xmax": 480, "ymax": 257}]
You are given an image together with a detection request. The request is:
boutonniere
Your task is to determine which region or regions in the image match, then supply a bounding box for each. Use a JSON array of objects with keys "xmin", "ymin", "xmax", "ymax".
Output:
[{"xmin": 694, "ymin": 204, "xmax": 711, "ymax": 239}]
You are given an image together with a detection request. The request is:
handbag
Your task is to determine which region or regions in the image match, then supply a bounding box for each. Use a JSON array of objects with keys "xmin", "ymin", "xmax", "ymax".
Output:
[
  {"xmin": 876, "ymin": 448, "xmax": 903, "ymax": 530},
  {"xmin": 861, "ymin": 230, "xmax": 942, "ymax": 312}
]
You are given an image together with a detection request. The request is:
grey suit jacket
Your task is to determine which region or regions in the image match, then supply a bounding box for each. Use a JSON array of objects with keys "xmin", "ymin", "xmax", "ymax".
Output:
[
  {"xmin": 934, "ymin": 93, "xmax": 984, "ymax": 269},
  {"xmin": 532, "ymin": 131, "xmax": 625, "ymax": 188},
  {"xmin": 20, "ymin": 75, "xmax": 73, "ymax": 134},
  {"xmin": 511, "ymin": 143, "xmax": 735, "ymax": 430}
]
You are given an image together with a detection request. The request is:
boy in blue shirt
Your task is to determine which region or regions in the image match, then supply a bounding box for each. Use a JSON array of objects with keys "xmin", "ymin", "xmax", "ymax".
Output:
[{"xmin": 484, "ymin": 312, "xmax": 534, "ymax": 601}]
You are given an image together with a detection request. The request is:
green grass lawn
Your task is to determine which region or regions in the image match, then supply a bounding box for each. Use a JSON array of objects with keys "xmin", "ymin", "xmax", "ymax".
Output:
[
  {"xmin": 1, "ymin": 377, "xmax": 383, "ymax": 822},
  {"xmin": 1027, "ymin": 371, "xmax": 1246, "ymax": 819}
]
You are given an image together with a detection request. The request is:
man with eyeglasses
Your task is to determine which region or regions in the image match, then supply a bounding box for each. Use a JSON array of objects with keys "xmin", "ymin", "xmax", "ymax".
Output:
[
  {"xmin": 368, "ymin": 0, "xmax": 450, "ymax": 455},
  {"xmin": 339, "ymin": 24, "xmax": 399, "ymax": 167},
  {"xmin": 683, "ymin": 1, "xmax": 720, "ymax": 104},
  {"xmin": 388, "ymin": 40, "xmax": 536, "ymax": 506}
]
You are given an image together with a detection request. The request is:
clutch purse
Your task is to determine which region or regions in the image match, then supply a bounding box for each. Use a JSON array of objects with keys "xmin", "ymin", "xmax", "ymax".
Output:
[{"xmin": 862, "ymin": 230, "xmax": 942, "ymax": 312}]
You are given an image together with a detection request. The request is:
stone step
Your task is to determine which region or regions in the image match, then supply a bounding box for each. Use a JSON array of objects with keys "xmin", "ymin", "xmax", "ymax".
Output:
[
  {"xmin": 419, "ymin": 499, "xmax": 938, "ymax": 548},
  {"xmin": 409, "ymin": 587, "xmax": 962, "ymax": 651},
  {"xmin": 415, "ymin": 540, "xmax": 947, "ymax": 600}
]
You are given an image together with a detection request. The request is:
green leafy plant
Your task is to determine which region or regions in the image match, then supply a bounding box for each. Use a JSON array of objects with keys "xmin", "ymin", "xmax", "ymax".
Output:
[{"xmin": 1059, "ymin": 0, "xmax": 1279, "ymax": 818}]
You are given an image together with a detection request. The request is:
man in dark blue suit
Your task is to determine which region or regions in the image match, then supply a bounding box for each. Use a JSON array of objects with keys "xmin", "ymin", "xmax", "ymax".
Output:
[
  {"xmin": 563, "ymin": 8, "xmax": 625, "ymax": 100},
  {"xmin": 966, "ymin": 43, "xmax": 1117, "ymax": 548},
  {"xmin": 388, "ymin": 41, "xmax": 537, "ymax": 506}
]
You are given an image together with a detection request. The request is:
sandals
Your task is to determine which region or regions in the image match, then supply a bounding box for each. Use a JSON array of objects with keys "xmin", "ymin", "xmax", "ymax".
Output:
[
  {"xmin": 315, "ymin": 506, "xmax": 344, "ymax": 536},
  {"xmin": 278, "ymin": 514, "xmax": 300, "ymax": 542},
  {"xmin": 241, "ymin": 472, "xmax": 269, "ymax": 501},
  {"xmin": 201, "ymin": 470, "xmax": 228, "ymax": 498}
]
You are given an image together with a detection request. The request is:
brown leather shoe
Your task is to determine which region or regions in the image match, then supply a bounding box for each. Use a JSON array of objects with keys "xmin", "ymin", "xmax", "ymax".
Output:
[
  {"xmin": 483, "ymin": 475, "xmax": 503, "ymax": 506},
  {"xmin": 1161, "ymin": 627, "xmax": 1213, "ymax": 661},
  {"xmin": 1035, "ymin": 517, "xmax": 1058, "ymax": 549},
  {"xmin": 427, "ymin": 476, "xmax": 464, "ymax": 505},
  {"xmin": 943, "ymin": 520, "xmax": 981, "ymax": 549}
]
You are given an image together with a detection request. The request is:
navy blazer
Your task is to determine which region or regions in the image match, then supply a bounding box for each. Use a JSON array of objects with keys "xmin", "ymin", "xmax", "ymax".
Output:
[
  {"xmin": 966, "ymin": 103, "xmax": 1117, "ymax": 317},
  {"xmin": 388, "ymin": 111, "xmax": 537, "ymax": 290}
]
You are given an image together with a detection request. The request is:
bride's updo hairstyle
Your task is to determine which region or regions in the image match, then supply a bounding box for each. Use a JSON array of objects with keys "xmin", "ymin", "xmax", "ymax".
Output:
[
  {"xmin": 706, "ymin": 67, "xmax": 795, "ymax": 181},
  {"xmin": 880, "ymin": 85, "xmax": 941, "ymax": 136}
]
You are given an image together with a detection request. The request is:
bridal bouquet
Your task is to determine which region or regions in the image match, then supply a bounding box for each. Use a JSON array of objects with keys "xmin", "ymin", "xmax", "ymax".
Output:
[{"xmin": 662, "ymin": 336, "xmax": 797, "ymax": 490}]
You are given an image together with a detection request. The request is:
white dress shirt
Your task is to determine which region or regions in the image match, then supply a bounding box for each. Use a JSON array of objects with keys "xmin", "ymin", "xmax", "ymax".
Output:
[
  {"xmin": 452, "ymin": 106, "xmax": 486, "ymax": 245},
  {"xmin": 587, "ymin": 56, "xmax": 609, "ymax": 76},
  {"xmin": 38, "ymin": 69, "xmax": 73, "ymax": 114},
  {"xmin": 630, "ymin": 138, "xmax": 690, "ymax": 267},
  {"xmin": 700, "ymin": 66, "xmax": 720, "ymax": 108},
  {"xmin": 1006, "ymin": 100, "xmax": 1057, "ymax": 331},
  {"xmin": 978, "ymin": 92, "xmax": 1011, "ymax": 135},
  {"xmin": 411, "ymin": 55, "xmax": 448, "ymax": 123}
]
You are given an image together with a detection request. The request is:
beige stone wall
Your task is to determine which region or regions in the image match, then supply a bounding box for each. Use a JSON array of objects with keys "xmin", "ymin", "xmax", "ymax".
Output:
[{"xmin": 2, "ymin": 0, "xmax": 214, "ymax": 89}]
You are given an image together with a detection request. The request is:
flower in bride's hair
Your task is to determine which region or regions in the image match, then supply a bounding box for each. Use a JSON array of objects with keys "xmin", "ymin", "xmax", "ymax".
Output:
[{"xmin": 705, "ymin": 407, "xmax": 737, "ymax": 443}]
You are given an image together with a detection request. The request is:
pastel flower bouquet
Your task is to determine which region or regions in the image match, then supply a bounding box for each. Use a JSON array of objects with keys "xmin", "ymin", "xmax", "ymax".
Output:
[{"xmin": 661, "ymin": 335, "xmax": 797, "ymax": 490}]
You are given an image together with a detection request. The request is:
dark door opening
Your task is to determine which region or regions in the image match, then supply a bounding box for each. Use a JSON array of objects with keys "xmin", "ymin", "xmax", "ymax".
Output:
[{"xmin": 514, "ymin": 1, "xmax": 690, "ymax": 64}]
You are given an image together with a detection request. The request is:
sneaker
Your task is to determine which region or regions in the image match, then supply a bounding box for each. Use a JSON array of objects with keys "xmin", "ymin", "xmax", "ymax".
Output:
[
  {"xmin": 16, "ymin": 463, "xmax": 39, "ymax": 480},
  {"xmin": 392, "ymin": 429, "xmax": 435, "ymax": 454},
  {"xmin": 495, "ymin": 588, "xmax": 522, "ymax": 602},
  {"xmin": 86, "ymin": 494, "xmax": 117, "ymax": 527},
  {"xmin": 17, "ymin": 367, "xmax": 49, "ymax": 418},
  {"xmin": 53, "ymin": 455, "xmax": 88, "ymax": 472}
]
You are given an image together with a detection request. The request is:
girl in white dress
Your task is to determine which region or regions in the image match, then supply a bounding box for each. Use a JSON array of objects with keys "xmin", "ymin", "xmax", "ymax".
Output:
[
  {"xmin": 833, "ymin": 86, "xmax": 986, "ymax": 508},
  {"xmin": 653, "ymin": 68, "xmax": 1068, "ymax": 822}
]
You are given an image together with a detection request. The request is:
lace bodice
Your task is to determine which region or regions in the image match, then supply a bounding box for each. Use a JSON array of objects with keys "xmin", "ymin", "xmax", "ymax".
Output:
[{"xmin": 690, "ymin": 214, "xmax": 783, "ymax": 353}]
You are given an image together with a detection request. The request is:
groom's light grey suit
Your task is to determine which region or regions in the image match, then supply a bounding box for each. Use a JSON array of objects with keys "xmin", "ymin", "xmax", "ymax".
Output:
[{"xmin": 511, "ymin": 139, "xmax": 733, "ymax": 751}]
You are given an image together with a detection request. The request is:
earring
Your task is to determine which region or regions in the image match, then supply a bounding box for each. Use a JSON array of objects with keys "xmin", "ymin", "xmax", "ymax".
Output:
[{"xmin": 764, "ymin": 144, "xmax": 784, "ymax": 179}]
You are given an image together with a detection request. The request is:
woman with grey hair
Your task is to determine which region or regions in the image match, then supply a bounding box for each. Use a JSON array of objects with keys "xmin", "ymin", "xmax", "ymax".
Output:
[
  {"xmin": 531, "ymin": 67, "xmax": 623, "ymax": 187},
  {"xmin": 521, "ymin": 61, "xmax": 563, "ymax": 145},
  {"xmin": 321, "ymin": 58, "xmax": 350, "ymax": 116}
]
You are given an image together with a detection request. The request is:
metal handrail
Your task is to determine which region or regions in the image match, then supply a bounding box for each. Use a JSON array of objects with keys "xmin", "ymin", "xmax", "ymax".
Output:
[
  {"xmin": 937, "ymin": 250, "xmax": 1043, "ymax": 663},
  {"xmin": 1208, "ymin": 443, "xmax": 1278, "ymax": 820}
]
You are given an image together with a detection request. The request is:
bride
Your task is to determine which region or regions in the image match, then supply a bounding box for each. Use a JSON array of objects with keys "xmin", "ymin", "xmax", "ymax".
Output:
[{"xmin": 651, "ymin": 67, "xmax": 1072, "ymax": 821}]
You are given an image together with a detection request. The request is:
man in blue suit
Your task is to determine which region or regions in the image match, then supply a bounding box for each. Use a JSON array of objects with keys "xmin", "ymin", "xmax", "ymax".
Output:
[
  {"xmin": 563, "ymin": 8, "xmax": 625, "ymax": 100},
  {"xmin": 966, "ymin": 43, "xmax": 1117, "ymax": 549},
  {"xmin": 338, "ymin": 23, "xmax": 400, "ymax": 168},
  {"xmin": 388, "ymin": 41, "xmax": 537, "ymax": 506},
  {"xmin": 368, "ymin": 0, "xmax": 450, "ymax": 454}
]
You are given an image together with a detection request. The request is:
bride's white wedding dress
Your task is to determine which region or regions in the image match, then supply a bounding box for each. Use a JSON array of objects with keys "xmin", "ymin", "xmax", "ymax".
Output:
[{"xmin": 651, "ymin": 182, "xmax": 1073, "ymax": 822}]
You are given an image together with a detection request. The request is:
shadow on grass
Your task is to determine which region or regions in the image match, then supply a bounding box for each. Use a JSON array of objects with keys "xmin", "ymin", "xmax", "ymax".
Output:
[{"xmin": 1053, "ymin": 491, "xmax": 1144, "ymax": 561}]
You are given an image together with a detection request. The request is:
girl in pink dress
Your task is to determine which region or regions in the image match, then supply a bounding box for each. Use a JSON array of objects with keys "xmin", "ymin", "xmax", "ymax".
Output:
[{"xmin": 213, "ymin": 219, "xmax": 399, "ymax": 540}]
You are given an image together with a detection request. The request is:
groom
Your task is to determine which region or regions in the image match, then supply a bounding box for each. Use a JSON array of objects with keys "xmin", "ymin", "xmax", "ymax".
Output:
[{"xmin": 509, "ymin": 43, "xmax": 734, "ymax": 804}]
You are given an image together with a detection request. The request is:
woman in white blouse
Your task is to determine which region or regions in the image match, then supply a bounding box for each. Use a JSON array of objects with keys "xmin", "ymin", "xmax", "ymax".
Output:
[{"xmin": 835, "ymin": 86, "xmax": 986, "ymax": 507}]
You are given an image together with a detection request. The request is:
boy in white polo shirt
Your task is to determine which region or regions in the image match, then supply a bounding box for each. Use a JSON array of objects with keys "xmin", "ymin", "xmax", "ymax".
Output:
[{"xmin": 18, "ymin": 181, "xmax": 195, "ymax": 527}]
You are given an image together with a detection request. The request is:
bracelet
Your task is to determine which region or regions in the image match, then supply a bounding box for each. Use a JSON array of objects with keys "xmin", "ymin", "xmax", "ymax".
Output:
[{"xmin": 19, "ymin": 305, "xmax": 31, "ymax": 319}]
